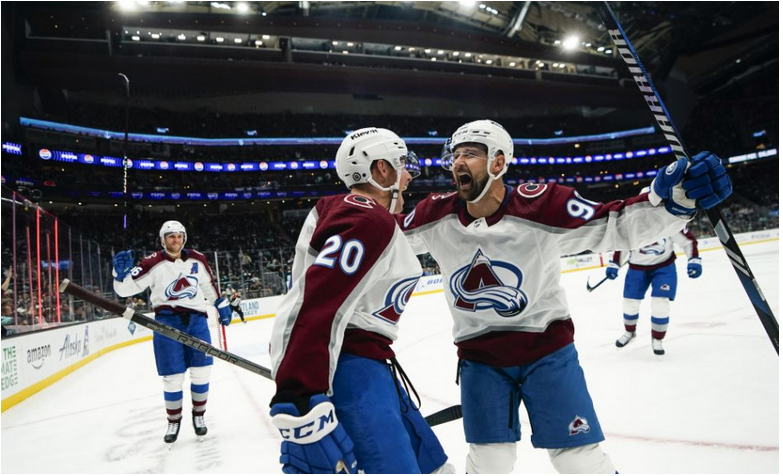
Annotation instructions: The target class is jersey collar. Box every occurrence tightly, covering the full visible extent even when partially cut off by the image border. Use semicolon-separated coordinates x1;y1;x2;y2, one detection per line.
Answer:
162;248;189;261
456;185;512;227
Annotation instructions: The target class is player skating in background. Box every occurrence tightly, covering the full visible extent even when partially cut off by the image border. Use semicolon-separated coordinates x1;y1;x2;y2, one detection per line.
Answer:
399;120;731;473
113;220;232;444
607;225;701;355
269;128;454;474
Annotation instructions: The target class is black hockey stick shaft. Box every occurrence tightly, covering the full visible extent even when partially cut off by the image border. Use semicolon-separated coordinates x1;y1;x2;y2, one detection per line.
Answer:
59;279;454;426
424;404;462;427
597;2;778;354
586;260;628;292
59;278;272;378
586;275;610;293
118;73;130;239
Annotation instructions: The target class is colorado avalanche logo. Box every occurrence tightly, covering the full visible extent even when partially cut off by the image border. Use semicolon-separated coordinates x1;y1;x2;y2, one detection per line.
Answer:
449;250;527;317
639;238;667;256
568;415;591;436
165;273;199;301
372;277;419;324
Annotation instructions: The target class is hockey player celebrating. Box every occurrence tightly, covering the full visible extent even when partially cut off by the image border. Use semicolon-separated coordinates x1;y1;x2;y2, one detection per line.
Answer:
269;128;454;474
398;119;731;473
112;220;232;443
606;225;702;355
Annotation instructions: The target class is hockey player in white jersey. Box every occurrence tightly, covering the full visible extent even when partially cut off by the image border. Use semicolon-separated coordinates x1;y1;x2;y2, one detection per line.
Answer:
113;220;232;443
607;225;702;355
269;128;454;474
398;120;732;473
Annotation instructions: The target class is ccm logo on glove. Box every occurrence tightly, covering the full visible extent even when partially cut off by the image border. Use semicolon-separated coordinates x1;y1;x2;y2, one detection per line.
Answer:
272;400;339;444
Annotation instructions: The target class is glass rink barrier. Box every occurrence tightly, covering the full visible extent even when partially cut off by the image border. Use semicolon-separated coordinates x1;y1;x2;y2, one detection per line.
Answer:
1;187;115;337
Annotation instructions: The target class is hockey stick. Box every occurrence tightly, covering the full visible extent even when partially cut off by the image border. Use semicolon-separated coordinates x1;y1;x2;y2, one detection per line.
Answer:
59;278;456;426
586;275;610;293
596;2;778;354
59;278;272;379
586;260;629;292
118;73;130;237
424;404;462;427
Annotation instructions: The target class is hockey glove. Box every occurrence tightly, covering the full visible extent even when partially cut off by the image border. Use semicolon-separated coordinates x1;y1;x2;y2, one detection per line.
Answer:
112;250;134;282
651;158;695;216
681;151;732;210
687;258;703;278
270;394;358;474
651;153;732;217
215;297;232;326
605;262;620;280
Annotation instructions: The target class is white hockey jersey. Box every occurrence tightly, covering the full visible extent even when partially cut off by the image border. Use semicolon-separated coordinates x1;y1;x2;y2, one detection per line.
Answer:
399;183;691;367
270;194;423;398
611;227;699;270
113;249;220;314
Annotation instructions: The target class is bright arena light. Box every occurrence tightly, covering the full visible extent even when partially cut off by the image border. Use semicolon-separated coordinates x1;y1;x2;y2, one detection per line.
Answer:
117;0;136;11
562;35;580;50
236;2;249;14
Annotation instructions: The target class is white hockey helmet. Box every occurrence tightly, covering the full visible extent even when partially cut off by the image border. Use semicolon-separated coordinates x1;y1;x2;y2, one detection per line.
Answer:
444;119;514;203
159;220;187;247
335;127;420;211
446;119;513;170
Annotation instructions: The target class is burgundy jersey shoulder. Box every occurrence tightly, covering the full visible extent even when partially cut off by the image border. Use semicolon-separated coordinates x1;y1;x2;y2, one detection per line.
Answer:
313;194;396;248
133;251;168;279
185;249;214;273
505;182;651;228
398;191;460;231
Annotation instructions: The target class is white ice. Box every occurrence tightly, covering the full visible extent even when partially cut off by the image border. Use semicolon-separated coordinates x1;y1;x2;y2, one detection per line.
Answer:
2;240;779;474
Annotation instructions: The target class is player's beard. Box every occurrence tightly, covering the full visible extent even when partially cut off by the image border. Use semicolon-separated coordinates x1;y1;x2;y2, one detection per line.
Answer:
164;242;183;256
456;173;489;202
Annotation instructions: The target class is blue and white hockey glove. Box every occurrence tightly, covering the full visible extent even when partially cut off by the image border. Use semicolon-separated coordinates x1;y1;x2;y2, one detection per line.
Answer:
215;297;232;326
651;152;732;216
112;250;134;282
270;394;358;474
687;258;703;278
651;158;694;216
605;262;620;280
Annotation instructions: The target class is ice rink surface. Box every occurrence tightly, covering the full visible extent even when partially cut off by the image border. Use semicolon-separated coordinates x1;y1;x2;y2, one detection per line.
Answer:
2;240;779;474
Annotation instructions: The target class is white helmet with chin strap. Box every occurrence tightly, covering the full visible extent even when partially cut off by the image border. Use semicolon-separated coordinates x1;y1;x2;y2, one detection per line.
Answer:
445;119;514;203
335;127;421;212
159;220;187;248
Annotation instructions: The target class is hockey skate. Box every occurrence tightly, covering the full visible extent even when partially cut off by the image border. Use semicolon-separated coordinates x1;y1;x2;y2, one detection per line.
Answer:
615;331;636;348
193;413;208;441
164;420;181;444
652;338;665;355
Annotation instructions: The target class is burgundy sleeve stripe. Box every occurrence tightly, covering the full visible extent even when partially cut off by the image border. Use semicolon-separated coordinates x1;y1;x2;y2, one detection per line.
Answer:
683;229;700;258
